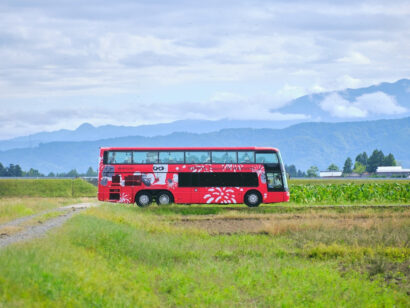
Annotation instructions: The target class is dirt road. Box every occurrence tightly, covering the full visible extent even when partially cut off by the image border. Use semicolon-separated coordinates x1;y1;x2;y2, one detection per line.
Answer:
0;203;96;249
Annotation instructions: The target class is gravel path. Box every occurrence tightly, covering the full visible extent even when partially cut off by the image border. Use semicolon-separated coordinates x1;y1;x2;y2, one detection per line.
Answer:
0;203;96;249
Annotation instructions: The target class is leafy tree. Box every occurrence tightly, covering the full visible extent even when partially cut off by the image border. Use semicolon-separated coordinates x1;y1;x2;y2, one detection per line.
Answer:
342;157;353;174
48;172;55;177
297;170;306;177
85;167;97;176
355;152;368;168
0;163;5;176
367;149;385;172
25;168;44;177
285;165;297;177
66;169;79;177
327;163;339;171
353;161;366;174
5;164;23;176
383;153;397;166
307;166;319;177
14;165;23;176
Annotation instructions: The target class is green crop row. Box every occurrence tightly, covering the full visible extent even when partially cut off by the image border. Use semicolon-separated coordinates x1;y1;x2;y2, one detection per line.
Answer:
289;182;410;204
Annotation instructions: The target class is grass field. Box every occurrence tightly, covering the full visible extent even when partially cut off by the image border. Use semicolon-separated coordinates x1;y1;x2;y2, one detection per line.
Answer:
0;202;409;307
0;197;96;224
0;179;409;306
0;179;97;198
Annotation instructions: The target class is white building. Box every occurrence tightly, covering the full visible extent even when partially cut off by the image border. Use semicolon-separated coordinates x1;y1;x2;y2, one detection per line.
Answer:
376;166;410;177
319;171;343;177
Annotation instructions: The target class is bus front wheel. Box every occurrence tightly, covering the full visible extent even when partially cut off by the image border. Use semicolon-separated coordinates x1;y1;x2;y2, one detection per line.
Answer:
244;191;262;207
136;191;152;207
156;191;173;205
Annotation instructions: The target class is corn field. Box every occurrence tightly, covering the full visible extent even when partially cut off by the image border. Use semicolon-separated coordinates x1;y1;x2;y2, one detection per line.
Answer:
290;182;410;204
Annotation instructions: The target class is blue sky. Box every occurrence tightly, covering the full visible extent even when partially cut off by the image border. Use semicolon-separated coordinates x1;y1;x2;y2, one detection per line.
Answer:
1;0;410;139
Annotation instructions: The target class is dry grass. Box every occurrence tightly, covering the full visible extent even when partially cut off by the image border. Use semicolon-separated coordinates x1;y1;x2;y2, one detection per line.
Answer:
0;225;23;237
0;197;95;224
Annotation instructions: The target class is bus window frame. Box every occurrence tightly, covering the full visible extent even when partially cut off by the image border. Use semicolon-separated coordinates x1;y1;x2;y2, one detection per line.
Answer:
158;151;186;164
237;151;255;164
211;151;238;164
103;150;279;165
255;151;279;165
104;150;134;165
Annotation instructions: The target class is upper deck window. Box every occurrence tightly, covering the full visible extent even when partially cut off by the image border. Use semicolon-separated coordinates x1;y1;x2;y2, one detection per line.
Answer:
107;151;132;164
212;151;237;163
185;151;211;164
255;152;278;164
159;151;184;163
133;151;159;164
238;151;255;163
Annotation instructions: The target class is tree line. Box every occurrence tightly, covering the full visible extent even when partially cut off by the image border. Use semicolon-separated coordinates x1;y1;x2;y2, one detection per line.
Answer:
0;163;98;177
303;149;398;177
1;149;399;178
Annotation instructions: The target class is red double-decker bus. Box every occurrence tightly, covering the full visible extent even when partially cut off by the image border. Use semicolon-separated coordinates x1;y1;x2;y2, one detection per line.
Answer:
98;147;289;207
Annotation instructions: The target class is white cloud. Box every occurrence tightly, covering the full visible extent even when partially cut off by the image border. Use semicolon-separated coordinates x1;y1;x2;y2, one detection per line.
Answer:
0;0;409;138
337;52;371;65
355;92;407;114
319;91;406;118
337;75;364;89
208;91;309;121
320;93;368;118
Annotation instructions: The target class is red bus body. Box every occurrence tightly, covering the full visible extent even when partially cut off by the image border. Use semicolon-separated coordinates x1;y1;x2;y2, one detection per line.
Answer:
98;147;290;206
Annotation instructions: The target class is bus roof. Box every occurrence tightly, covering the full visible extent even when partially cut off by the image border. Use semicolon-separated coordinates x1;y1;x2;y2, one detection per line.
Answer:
100;146;279;152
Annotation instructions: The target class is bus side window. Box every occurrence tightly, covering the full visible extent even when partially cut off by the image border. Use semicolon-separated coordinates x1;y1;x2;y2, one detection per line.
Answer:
238;151;254;163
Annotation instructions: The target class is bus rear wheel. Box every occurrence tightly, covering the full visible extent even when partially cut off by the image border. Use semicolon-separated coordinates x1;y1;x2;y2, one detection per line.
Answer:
244;191;262;207
136;191;152;207
156;191;173;205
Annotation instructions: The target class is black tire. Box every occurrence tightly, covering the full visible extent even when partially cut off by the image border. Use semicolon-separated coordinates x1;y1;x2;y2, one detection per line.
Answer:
244;191;262;207
136;191;152;207
156;191;173;205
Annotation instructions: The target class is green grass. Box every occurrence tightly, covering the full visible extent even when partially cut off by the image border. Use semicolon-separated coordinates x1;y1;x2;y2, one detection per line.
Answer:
0;197;95;224
0;203;408;307
0;179;97;198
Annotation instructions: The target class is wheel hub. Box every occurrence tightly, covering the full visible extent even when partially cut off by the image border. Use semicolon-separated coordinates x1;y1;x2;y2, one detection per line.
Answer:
248;194;258;204
139;195;149;205
159;195;170;204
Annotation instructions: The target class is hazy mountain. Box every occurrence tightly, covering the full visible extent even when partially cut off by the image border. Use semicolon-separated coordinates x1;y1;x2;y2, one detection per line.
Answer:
0;117;408;173
0;119;301;151
2;78;408;152
277;79;410;122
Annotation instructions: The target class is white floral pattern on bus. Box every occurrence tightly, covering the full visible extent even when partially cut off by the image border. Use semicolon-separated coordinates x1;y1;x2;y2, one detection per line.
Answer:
251;165;265;176
222;164;244;172
119;192;132;203
203;187;241;204
190;165;213;173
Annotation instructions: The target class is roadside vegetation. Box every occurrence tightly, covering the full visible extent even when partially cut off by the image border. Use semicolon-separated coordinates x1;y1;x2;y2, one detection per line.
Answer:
0;179;97;198
0;179;96;224
0;203;408;306
0;197;95;224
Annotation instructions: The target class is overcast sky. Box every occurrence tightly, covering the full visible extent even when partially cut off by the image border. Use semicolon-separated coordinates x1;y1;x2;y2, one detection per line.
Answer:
1;0;410;139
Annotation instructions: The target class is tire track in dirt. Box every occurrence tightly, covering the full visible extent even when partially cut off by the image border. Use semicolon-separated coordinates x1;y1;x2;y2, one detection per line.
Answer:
0;203;96;249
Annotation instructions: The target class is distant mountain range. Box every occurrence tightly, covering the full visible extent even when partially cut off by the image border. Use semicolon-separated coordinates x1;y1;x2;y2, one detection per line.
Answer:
0;117;409;173
277;78;410;122
0;119;302;151
1;78;409;151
